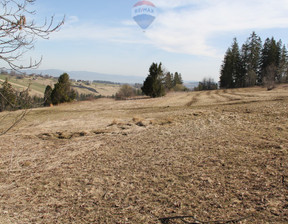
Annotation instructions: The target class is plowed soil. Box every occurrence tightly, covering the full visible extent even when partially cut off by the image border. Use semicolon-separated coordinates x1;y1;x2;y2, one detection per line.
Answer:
0;86;288;223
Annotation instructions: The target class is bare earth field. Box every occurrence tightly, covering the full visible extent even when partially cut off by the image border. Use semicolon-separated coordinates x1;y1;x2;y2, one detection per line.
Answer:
0;86;288;223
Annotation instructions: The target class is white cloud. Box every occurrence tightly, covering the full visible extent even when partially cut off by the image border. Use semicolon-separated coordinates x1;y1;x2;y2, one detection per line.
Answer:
50;1;288;58
145;0;288;56
50;19;152;45
154;0;202;9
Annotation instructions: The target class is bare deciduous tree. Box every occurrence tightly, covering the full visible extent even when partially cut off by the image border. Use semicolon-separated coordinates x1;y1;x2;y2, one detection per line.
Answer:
263;64;277;91
0;0;64;70
0;0;64;135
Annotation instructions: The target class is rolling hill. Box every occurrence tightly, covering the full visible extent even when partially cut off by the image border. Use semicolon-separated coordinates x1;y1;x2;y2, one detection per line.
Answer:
0;73;121;97
0;85;288;223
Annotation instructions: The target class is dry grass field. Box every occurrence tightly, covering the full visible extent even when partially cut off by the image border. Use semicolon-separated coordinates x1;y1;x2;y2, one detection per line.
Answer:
0;85;288;223
0;75;121;98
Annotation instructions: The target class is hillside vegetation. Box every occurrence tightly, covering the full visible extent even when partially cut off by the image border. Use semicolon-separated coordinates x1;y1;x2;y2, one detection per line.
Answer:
0;74;121;98
0;86;288;223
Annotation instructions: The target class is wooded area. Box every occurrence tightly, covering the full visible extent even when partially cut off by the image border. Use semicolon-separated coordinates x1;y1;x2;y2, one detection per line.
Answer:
220;32;288;89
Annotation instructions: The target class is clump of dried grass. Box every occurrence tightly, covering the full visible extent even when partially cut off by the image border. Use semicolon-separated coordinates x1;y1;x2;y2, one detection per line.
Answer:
132;116;146;127
132;116;143;123
149;117;173;126
158;117;173;125
108;119;124;126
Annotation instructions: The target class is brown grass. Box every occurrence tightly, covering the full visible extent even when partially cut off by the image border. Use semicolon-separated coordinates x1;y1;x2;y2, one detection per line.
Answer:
0;85;288;223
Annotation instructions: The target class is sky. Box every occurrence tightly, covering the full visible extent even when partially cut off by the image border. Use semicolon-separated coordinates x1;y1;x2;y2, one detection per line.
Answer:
4;0;288;81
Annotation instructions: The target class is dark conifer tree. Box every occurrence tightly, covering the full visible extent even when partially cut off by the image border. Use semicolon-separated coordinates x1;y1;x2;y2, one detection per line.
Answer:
220;48;233;88
0;78;16;111
220;32;287;88
164;72;174;90
259;37;281;84
278;45;288;83
220;38;242;88
241;32;262;86
51;73;76;105
142;63;165;98
44;85;53;106
173;72;183;86
231;39;244;87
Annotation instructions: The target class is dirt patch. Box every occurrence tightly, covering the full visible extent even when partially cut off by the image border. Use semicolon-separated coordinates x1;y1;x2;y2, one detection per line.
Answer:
37;131;88;140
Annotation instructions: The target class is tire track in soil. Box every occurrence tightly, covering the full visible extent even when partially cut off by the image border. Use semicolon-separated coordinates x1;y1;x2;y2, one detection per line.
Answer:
186;90;239;106
209;90;231;103
186;92;201;106
227;91;259;98
217;90;242;102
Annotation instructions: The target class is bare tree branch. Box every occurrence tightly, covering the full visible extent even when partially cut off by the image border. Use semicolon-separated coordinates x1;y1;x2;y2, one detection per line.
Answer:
0;109;28;136
0;0;65;70
0;0;64;135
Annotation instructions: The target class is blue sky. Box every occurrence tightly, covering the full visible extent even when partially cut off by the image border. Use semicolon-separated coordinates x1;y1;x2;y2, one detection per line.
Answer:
4;0;288;81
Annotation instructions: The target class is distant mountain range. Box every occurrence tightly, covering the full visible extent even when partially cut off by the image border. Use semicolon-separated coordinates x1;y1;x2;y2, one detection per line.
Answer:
25;69;145;84
24;69;199;88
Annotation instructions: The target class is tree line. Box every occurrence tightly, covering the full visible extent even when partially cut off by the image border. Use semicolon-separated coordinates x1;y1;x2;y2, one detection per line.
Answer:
44;73;76;106
0;78;43;112
141;62;185;98
194;78;218;91
115;62;186;99
0;73;98;112
220;32;288;89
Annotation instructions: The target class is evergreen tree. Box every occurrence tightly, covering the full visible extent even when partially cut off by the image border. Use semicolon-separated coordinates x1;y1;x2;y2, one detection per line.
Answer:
231;39;244;87
173;72;183;86
220;48;233;88
0;78;16;111
142;62;165;98
241;32;262;86
220;33;287;88
51;73;76;105
220;38;242;88
44;85;53;106
259;37;281;84
164;72;174;90
278;45;288;83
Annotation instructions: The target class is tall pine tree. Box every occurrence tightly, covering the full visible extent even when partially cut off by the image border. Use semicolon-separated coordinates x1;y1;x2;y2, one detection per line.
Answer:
241;32;262;86
220;32;288;88
0;78;16;111
220;38;242;88
277;44;288;83
164;72;174;90
142;63;166;98
173;72;183;86
259;37;281;84
50;73;76;105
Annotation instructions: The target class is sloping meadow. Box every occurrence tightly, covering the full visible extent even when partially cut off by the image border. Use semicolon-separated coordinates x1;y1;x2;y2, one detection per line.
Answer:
0;86;288;223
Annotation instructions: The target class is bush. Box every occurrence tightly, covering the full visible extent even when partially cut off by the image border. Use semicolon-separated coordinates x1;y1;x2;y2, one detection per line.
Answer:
173;84;187;91
75;93;101;101
115;84;136;100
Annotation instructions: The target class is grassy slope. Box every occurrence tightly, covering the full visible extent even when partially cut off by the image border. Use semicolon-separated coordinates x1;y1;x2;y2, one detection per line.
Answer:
0;74;120;97
0;86;288;223
0;74;52;96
